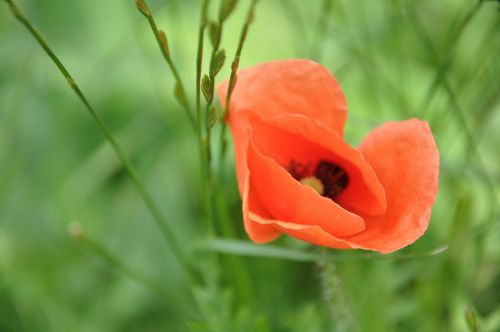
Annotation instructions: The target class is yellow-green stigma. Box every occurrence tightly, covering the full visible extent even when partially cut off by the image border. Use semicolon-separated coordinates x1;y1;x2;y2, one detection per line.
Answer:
300;176;324;195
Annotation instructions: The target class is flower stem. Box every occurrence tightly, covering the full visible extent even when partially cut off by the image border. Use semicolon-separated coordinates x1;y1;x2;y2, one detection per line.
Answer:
4;0;193;276
318;249;358;332
219;0;259;163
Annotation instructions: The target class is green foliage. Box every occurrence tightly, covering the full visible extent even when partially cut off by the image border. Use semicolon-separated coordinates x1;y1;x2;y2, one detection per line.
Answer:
208;20;220;47
465;305;480;332
211;49;226;77
202;74;211;103
0;0;499;331
207;106;218;130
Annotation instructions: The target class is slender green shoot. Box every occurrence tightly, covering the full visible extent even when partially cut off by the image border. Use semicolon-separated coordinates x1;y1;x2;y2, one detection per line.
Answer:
68;222;171;298
4;0;192;275
409;1;498;213
196;0;211;134
198;0;239;234
196;238;449;262
219;0;259;161
195;0;215;235
135;0;196;129
318;249;357;332
417;1;483;117
202;0;235;163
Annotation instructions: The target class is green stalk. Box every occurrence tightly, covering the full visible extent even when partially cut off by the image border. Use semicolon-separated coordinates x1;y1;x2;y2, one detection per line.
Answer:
318;249;357;331
219;0;258;162
69;223;170;297
409;1;498;215
204;1;225;164
195;0;215;234
200;0;235;236
136;0;196;129
196;0;259;304
213;0;260;305
4;0;192;275
417;1;483;117
196;0;211;132
213;189;255;303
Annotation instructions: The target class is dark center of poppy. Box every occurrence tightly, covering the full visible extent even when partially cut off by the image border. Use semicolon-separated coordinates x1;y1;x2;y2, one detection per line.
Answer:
288;159;349;201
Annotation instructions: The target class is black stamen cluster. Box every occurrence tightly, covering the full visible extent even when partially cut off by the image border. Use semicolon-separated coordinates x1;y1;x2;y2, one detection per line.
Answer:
315;161;349;200
288;159;349;201
288;159;311;180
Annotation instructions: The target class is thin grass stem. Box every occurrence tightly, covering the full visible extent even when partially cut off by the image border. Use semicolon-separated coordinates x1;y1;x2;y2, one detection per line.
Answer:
318;249;357;332
200;0;240;236
195;0;215;235
219;0;259;162
408;1;498;218
4;0;193;276
196;0;211;132
203;0;227;163
416;1;483;117
68;223;171;298
135;0;196;129
197;238;449;263
211;0;260;303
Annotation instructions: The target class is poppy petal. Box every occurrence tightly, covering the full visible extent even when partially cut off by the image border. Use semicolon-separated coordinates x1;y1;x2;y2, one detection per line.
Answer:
245;172;355;248
249;210;353;249
217;59;347;137
247;137;366;237
344;119;440;253
241;173;282;243
248;113;386;216
228;112;252;195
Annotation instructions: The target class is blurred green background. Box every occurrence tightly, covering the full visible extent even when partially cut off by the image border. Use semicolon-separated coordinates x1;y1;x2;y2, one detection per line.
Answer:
0;0;499;331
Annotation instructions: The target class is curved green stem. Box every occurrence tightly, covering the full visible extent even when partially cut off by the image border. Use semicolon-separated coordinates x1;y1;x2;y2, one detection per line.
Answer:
69;224;171;297
219;0;258;162
4;0;193;276
136;0;196;129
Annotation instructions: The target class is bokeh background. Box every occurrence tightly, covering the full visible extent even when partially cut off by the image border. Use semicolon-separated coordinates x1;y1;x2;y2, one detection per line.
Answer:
0;0;499;331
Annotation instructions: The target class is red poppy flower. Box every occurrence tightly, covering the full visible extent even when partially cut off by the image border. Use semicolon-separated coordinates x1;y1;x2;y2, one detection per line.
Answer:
217;59;439;253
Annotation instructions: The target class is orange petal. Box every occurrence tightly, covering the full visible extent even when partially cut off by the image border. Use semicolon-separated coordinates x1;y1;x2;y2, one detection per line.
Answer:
217;59;347;137
344;119;440;253
248;114;386;216
249;210;353;249
228;114;252;196
241;173;282;243
244;174;353;248
247;137;366;237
